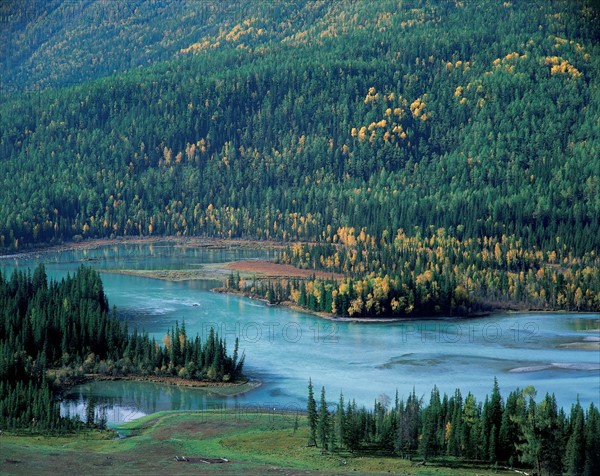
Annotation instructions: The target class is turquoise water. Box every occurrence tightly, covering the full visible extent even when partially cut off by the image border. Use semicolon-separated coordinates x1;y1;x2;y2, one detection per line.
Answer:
2;241;599;424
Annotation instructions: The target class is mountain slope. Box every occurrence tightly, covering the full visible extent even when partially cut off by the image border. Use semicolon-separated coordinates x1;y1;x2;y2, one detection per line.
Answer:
1;0;331;93
0;0;599;313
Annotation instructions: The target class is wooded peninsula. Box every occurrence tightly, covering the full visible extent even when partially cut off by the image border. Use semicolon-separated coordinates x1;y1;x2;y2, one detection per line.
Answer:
0;265;244;431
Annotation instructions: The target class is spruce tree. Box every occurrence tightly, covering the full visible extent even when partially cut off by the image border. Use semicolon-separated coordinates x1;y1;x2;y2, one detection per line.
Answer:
486;377;503;463
318;386;330;450
335;391;345;450
307;378;318;446
584;403;600;476
566;399;586;476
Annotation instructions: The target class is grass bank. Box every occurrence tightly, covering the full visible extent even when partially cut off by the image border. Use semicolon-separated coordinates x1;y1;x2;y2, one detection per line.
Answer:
0;410;524;475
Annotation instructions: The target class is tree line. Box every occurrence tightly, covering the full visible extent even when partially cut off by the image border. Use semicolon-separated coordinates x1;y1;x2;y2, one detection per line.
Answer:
306;378;600;475
0;265;244;432
225;225;600;316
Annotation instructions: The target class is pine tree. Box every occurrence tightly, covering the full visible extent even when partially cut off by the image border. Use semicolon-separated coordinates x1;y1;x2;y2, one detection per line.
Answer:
566;399;586;476
307;378;318;446
330;412;337;452
420;385;442;460
447;388;463;457
584;403;600;476
397;387;421;457
486;377;503;463
317;386;330;450
500;389;525;465
462;392;480;460
344;399;361;452
335;391;345;450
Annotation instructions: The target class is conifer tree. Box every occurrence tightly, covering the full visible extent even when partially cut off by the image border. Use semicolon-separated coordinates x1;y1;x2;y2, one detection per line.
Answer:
318;386;330;450
335;391;345;450
307;378;318;446
566;399;586;476
584;403;600;476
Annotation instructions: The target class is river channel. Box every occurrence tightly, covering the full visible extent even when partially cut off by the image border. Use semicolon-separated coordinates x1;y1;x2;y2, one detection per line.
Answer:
2;241;598;425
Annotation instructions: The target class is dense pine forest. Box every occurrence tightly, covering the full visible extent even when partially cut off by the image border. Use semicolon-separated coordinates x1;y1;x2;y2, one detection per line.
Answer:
307;379;600;475
1;0;599;317
0;265;244;431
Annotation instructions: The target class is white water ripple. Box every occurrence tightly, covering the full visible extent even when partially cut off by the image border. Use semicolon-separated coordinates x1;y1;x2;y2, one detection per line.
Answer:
510;362;600;373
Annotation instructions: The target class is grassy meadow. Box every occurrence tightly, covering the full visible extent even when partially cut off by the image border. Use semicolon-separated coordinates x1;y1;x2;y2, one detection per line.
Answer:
0;410;521;475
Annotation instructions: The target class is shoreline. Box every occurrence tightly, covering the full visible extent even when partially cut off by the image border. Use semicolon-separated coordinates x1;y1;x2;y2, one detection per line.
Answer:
212;287;600;322
102;265;237;282
212;287;340;320
0;235;289;260
56;372;260;396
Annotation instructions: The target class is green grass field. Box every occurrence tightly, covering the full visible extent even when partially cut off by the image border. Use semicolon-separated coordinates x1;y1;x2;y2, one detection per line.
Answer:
0;411;518;475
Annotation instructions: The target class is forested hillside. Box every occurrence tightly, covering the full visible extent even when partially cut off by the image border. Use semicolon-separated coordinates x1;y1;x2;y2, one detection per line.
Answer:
1;0;599;315
0;0;328;92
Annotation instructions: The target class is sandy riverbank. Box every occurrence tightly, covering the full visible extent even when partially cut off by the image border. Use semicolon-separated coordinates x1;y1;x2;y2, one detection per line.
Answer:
104;264;236;282
225;259;343;280
102;259;343;283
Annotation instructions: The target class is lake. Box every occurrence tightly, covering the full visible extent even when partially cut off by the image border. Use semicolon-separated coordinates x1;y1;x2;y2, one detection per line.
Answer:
2;241;599;425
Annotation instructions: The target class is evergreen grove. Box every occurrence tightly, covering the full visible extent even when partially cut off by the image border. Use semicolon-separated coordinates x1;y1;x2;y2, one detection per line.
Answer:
0;265;244;432
306;378;600;475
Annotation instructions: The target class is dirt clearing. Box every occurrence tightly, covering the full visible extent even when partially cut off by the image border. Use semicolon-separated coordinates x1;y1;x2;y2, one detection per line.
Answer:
225;260;342;280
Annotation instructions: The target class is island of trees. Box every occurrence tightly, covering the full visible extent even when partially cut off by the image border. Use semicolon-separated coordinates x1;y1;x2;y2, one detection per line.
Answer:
306;379;600;476
0;265;244;432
